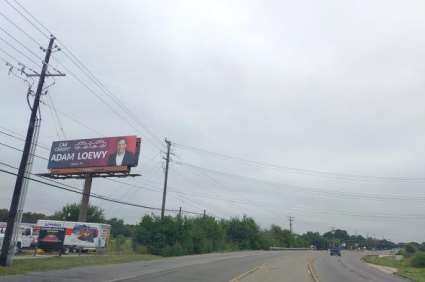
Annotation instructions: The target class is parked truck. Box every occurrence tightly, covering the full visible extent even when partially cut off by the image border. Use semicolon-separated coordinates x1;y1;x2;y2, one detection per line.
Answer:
35;220;111;253
0;222;37;251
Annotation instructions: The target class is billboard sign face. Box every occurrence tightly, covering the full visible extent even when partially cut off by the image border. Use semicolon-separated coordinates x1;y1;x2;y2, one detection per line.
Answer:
37;226;65;251
48;136;140;170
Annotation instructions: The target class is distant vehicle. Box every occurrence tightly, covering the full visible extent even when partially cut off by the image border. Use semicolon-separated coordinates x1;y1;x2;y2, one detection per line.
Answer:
0;222;37;251
330;247;342;256
36;220;111;253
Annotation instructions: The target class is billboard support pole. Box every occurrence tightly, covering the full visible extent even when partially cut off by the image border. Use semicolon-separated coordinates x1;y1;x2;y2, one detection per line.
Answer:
0;36;59;267
161;139;171;220
78;174;93;222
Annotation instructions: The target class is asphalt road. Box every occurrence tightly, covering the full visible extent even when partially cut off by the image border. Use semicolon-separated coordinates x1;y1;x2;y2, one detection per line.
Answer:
314;251;408;282
0;250;408;282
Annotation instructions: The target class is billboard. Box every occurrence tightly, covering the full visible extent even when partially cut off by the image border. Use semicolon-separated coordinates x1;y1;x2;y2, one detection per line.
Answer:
48;136;140;170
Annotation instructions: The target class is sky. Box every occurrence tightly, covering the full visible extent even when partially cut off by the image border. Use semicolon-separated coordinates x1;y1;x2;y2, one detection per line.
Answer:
1;0;425;242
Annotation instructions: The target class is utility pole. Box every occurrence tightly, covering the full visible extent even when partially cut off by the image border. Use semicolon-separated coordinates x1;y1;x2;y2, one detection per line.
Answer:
161;139;171;220
0;36;60;266
289;216;294;234
78;174;93;222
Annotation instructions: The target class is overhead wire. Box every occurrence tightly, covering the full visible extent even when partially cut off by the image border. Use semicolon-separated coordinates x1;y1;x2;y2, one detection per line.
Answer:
175;160;425;201
0;35;42;68
3;0;50;39
0;163;203;215
3;132;425;204
174;143;425;183
4;0;163;149
0;25;44;61
0;10;43;47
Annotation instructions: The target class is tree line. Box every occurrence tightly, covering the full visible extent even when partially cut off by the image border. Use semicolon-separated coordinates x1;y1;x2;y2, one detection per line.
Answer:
0;204;398;256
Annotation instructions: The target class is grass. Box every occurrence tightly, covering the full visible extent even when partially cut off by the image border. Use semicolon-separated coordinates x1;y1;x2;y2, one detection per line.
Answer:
364;255;425;282
0;253;159;276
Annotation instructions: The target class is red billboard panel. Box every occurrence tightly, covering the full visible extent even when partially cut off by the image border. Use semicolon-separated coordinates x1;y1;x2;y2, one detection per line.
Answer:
48;136;140;169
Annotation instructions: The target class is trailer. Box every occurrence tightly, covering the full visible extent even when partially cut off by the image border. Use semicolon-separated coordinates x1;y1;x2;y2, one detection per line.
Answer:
35;220;111;253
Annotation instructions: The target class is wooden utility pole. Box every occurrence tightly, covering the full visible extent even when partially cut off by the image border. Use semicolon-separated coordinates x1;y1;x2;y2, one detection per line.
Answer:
0;36;62;266
161;139;171;219
289;216;294;234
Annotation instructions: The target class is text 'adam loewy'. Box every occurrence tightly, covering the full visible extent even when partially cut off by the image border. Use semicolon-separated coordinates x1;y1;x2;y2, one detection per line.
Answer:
50;151;108;162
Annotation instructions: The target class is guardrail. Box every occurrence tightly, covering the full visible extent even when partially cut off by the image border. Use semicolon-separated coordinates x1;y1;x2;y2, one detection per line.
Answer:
269;247;314;251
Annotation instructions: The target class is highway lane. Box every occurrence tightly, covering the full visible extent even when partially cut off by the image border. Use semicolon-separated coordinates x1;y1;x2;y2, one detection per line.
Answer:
0;250;408;282
0;251;313;282
314;251;407;282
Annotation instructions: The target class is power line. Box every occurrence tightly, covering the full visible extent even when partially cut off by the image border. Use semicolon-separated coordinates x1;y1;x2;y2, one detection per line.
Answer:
175;143;425;182
2;0;50;39
0;35;42;68
46;92;66;139
0;126;50;150
0;10;43;47
175;160;425;201
3;0;163;149
0;129;50;151
0;141;48;161
1;146;422;221
39;102;105;136
4;128;422;223
50;57;162;150
0;166;203;215
0;25;44;61
3;134;425;204
59;51;163;145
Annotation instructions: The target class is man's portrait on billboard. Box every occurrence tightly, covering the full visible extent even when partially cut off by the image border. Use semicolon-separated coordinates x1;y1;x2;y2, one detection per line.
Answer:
107;138;136;166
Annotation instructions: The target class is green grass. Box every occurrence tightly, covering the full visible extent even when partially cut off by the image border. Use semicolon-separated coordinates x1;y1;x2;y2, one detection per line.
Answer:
364;255;425;282
0;254;159;276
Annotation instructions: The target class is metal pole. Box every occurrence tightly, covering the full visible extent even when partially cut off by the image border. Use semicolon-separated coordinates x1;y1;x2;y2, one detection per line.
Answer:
161;139;171;220
78;174;93;222
0;36;56;266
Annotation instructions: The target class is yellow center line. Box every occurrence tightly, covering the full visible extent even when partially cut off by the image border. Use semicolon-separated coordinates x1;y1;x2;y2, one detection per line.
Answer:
228;263;265;282
307;257;320;282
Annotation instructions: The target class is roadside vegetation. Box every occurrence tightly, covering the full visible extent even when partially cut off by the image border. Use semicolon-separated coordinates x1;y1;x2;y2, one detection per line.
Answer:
0;203;400;275
0;254;158;276
1;203;397;256
364;243;425;282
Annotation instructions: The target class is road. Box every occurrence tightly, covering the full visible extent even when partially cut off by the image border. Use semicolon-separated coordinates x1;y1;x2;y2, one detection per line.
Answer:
314;251;408;282
0;250;408;282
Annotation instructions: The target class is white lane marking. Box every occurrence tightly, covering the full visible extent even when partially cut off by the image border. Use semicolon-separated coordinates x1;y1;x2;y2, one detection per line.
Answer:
104;275;139;282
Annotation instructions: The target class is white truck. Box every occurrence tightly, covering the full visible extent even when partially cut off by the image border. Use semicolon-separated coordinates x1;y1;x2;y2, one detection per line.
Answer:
0;222;37;251
35;220;111;253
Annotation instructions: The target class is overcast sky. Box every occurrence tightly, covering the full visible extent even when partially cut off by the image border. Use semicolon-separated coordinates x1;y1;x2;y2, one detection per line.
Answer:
1;0;425;242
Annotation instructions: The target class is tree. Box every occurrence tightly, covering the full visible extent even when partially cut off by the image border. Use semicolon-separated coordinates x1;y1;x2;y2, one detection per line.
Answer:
301;232;328;250
22;212;47;223
223;216;261;250
0;209;47;223
0;209;8;222
106;218;133;237
51;203;105;223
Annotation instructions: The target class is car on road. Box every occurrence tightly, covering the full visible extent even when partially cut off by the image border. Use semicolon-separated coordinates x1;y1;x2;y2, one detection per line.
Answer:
330;247;342;256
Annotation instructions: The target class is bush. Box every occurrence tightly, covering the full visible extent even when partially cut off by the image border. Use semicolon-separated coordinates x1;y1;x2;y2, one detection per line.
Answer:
411;252;425;268
133;243;148;254
405;244;417;257
109;235;133;254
